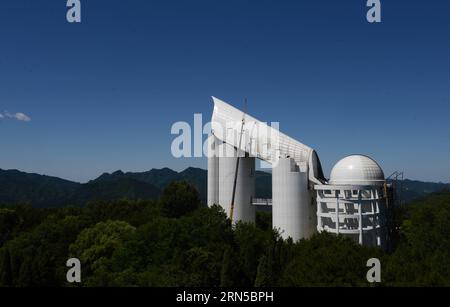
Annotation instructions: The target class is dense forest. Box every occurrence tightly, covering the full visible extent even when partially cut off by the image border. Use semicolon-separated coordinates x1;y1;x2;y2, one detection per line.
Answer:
0;181;449;287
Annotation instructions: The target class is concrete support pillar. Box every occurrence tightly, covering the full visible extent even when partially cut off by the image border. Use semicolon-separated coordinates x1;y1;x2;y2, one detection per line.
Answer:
207;134;219;207
272;157;315;241
217;143;255;223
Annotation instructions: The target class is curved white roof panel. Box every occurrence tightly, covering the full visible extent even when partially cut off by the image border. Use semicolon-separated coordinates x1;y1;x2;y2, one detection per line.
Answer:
330;155;385;186
211;97;325;183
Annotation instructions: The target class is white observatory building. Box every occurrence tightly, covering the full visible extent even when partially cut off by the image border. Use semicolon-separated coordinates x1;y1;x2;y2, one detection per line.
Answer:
207;97;390;248
315;155;388;248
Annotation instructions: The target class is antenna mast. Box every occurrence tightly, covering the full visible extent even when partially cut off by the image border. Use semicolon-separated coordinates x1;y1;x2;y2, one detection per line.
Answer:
229;98;247;222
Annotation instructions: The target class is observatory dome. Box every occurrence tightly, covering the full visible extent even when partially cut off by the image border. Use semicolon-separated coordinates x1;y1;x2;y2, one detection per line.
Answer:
329;155;385;186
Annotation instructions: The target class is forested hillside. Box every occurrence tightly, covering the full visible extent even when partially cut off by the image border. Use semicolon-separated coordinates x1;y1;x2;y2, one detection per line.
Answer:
1;168;449;207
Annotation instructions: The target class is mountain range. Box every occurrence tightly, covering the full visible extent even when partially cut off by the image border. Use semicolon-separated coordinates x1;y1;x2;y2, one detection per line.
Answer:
0;168;449;207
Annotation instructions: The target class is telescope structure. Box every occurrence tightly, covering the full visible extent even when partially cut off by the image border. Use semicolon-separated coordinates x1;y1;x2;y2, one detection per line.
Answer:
207;97;390;248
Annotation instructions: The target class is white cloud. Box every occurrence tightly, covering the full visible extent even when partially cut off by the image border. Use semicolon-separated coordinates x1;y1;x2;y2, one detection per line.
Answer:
13;112;31;122
0;111;31;122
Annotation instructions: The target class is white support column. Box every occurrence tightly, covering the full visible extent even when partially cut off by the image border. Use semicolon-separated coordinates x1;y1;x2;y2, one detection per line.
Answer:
358;190;363;245
370;188;378;246
217;143;255;224
272;157;312;241
207;134;219;207
317;192;323;232
335;190;340;234
375;188;380;246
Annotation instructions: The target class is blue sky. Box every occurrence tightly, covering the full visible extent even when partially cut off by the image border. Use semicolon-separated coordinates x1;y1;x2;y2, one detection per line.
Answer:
0;0;449;183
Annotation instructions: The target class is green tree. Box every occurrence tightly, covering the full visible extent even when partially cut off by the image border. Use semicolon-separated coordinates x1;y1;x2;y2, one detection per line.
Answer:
255;211;272;231
1;214;87;287
384;190;450;286
83;200;159;227
255;239;277;287
0;208;20;247
69;220;136;280
281;232;383;287
160;181;200;218
220;247;234;287
180;247;217;286
234;222;269;286
254;255;269;287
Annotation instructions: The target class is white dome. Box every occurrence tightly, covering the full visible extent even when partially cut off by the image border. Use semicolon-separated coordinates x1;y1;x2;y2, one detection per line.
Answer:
330;155;385;186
